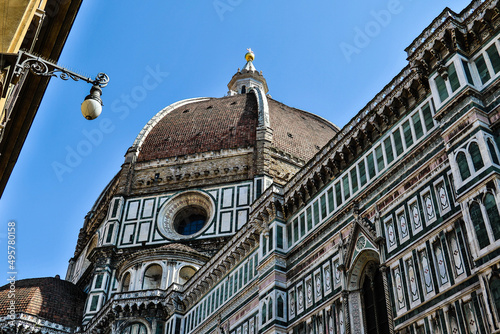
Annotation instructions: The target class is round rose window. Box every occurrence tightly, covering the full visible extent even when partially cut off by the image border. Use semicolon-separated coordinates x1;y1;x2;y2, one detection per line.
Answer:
173;205;207;235
157;191;215;240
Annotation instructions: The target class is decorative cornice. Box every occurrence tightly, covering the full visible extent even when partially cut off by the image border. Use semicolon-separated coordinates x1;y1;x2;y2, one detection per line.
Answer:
114;244;209;274
0;314;74;334
406;0;499;60
133;147;254;171
251;184;285;224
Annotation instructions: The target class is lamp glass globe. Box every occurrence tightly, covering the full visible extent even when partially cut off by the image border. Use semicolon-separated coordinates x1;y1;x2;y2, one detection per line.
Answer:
81;98;102;120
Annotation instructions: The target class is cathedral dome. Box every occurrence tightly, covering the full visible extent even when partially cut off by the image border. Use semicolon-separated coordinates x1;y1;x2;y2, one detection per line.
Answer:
130;49;338;167
134;92;337;163
136;94;258;162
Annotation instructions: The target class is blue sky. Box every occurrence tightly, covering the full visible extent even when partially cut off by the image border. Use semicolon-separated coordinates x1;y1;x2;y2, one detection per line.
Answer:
1;0;473;281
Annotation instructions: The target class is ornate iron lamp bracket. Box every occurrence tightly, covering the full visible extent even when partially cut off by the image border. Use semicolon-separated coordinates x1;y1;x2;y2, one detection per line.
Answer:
14;50;109;87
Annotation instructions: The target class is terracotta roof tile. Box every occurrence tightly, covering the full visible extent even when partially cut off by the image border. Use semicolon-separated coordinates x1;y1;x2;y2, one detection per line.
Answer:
268;98;337;161
0;277;86;329
138;94;258;162
137;93;337;164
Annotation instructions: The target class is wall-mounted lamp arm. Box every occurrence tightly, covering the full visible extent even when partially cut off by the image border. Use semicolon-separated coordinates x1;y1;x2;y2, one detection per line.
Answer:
14;50;109;87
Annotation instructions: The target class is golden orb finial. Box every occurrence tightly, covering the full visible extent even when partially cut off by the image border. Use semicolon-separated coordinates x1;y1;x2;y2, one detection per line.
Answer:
245;48;255;62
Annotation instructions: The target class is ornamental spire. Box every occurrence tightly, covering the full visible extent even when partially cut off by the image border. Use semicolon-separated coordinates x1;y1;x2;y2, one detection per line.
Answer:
227;48;268;95
245;48;255;62
242;48;256;72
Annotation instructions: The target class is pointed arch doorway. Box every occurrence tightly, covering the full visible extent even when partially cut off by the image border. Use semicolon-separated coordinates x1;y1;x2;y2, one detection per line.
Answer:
346;250;391;334
361;261;390;334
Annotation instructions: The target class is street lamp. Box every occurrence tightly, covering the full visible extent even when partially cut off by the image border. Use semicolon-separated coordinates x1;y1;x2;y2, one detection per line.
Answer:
10;51;109;120
81;85;103;120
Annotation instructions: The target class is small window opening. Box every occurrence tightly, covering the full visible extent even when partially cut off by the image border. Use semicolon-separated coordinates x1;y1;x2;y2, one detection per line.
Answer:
173;206;207;236
121;273;131;292
143;264;162;289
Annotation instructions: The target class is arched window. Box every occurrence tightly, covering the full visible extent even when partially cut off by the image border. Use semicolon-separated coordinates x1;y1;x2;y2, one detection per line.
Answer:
268;298;273;321
484;193;500;240
469;142;484;171
277;295;284;318
122;272;131;292
456;152;471;181
241;85;246;94
488;139;500;165
143;264;162;290
262;302;267;324
469;202;490;249
490;276;500;319
122;323;147;334
178;266;197;285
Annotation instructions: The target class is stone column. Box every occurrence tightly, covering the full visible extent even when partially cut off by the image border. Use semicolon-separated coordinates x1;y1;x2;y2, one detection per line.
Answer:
348;290;364;334
379;265;395;334
342;291;350;334
167;260;177;286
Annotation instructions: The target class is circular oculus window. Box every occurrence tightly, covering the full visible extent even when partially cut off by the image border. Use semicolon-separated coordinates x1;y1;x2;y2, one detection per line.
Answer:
157;191;215;240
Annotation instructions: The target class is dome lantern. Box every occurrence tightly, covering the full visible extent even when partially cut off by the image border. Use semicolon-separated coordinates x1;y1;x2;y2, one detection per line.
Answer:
227;48;268;95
